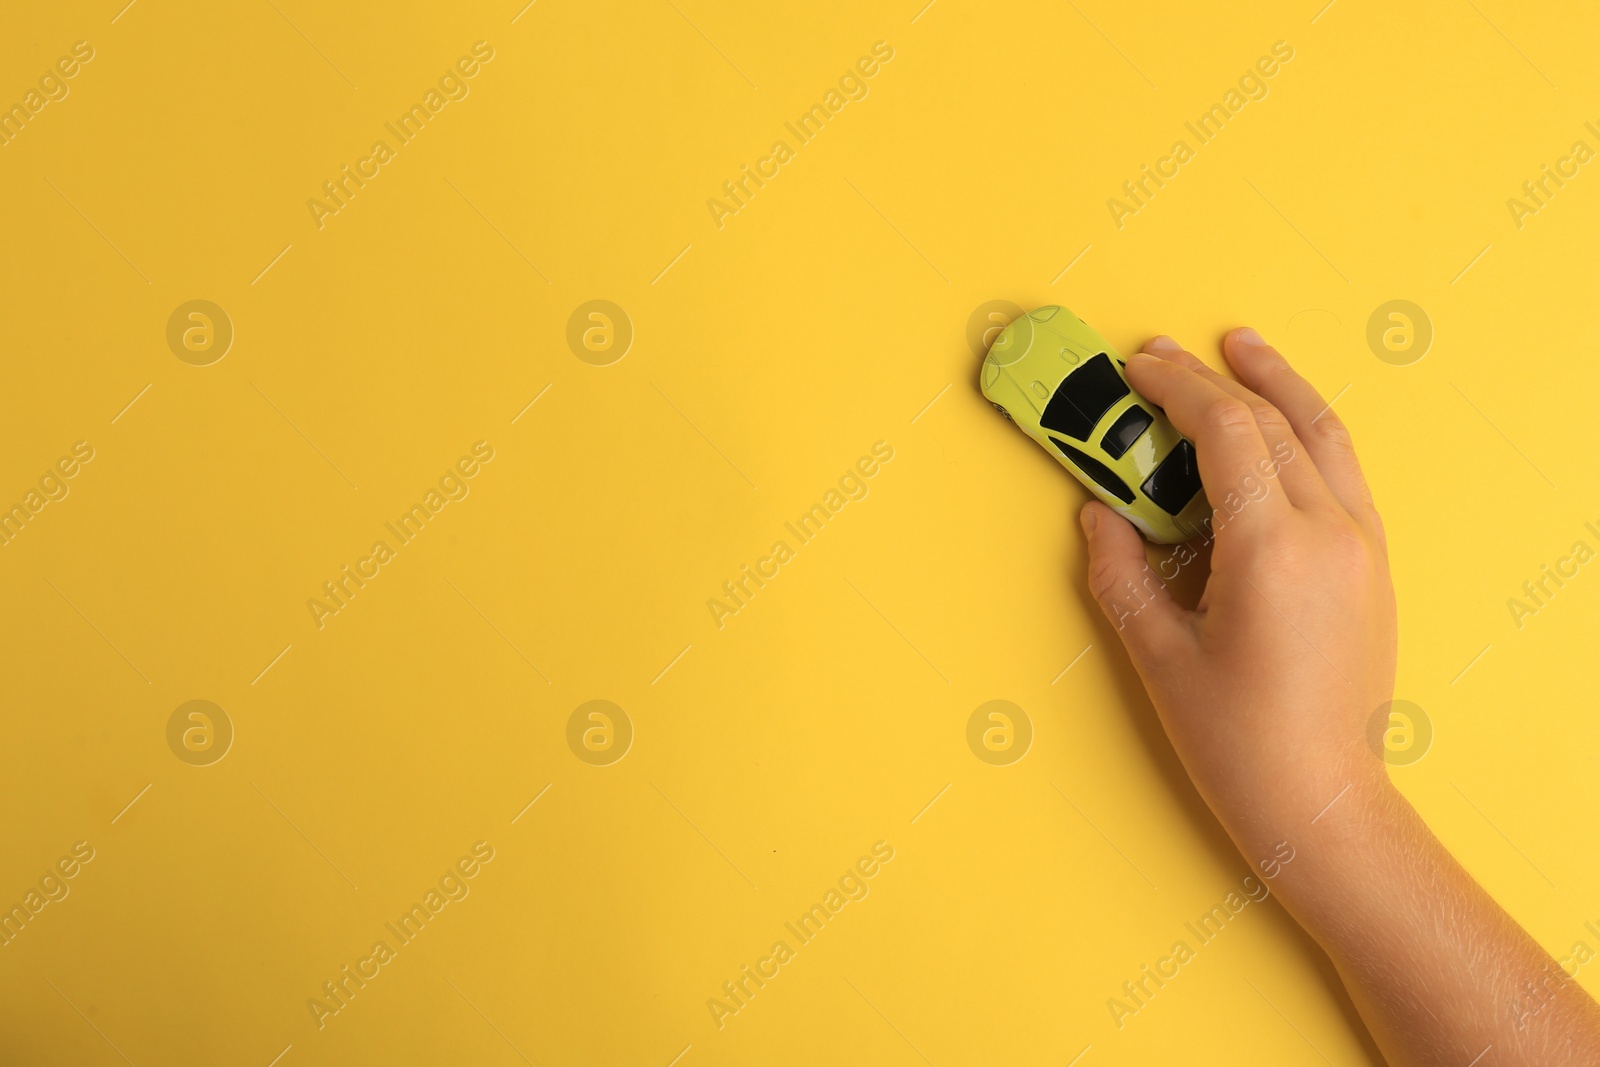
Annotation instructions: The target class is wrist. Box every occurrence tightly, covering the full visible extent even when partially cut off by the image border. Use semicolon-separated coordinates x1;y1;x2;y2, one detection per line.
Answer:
1200;740;1396;862
1226;767;1424;944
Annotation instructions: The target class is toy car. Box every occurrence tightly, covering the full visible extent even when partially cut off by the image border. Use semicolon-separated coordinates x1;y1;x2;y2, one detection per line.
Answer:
980;305;1209;544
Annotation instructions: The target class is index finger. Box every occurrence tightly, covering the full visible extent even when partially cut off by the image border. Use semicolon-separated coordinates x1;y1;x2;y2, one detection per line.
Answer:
1124;352;1289;528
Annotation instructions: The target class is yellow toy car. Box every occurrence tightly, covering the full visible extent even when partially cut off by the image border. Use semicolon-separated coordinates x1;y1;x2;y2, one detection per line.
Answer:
980;306;1209;544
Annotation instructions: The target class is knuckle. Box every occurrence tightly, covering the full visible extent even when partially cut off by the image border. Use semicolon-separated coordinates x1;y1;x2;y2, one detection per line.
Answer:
1206;397;1256;435
1311;411;1355;451
1367;507;1389;552
1086;558;1124;602
1326;522;1373;572
1256;348;1293;375
1248;402;1291;437
1087;559;1165;618
1353;495;1387;550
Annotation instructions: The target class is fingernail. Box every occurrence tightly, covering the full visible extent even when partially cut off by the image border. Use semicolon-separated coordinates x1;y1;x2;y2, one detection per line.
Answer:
1145;335;1182;353
1127;351;1160;365
1080;506;1098;535
1234;327;1265;347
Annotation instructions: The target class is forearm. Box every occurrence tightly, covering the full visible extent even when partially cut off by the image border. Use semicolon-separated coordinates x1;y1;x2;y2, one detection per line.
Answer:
1223;769;1600;1066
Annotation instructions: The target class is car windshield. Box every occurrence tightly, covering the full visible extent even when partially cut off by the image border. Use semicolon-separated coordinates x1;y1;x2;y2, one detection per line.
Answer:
1039;354;1129;440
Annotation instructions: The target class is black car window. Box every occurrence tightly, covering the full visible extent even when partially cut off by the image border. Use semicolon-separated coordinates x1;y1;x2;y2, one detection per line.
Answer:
1101;405;1153;459
1040;354;1129;440
1051;437;1135;504
1141;439;1203;515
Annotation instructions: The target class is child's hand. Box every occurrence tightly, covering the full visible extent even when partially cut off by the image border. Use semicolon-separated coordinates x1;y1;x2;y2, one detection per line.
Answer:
1080;328;1395;846
1078;328;1600;1066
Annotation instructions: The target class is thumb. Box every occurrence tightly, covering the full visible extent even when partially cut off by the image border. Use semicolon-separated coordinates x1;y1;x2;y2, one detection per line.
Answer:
1079;502;1185;661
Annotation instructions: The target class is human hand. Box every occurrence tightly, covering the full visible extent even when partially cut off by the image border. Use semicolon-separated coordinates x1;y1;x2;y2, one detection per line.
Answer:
1079;328;1397;850
1077;328;1600;1065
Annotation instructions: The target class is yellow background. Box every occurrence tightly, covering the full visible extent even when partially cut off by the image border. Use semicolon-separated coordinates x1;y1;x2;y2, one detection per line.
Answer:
3;0;1599;1063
